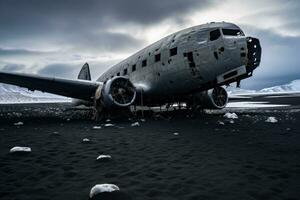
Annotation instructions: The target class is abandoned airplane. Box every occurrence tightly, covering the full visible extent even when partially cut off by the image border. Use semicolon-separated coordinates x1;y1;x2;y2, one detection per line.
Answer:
0;22;261;114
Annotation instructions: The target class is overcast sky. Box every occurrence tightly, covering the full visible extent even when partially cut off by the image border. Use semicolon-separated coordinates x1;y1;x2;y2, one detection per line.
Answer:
0;0;299;89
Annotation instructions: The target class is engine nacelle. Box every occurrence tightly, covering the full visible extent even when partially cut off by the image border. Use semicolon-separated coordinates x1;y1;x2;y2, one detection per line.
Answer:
193;86;228;109
96;76;136;107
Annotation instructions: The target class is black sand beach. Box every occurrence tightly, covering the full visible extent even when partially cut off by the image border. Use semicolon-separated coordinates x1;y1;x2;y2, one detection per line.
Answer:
0;94;300;200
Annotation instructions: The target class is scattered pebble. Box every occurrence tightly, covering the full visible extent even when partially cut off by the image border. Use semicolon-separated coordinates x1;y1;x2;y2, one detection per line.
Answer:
224;112;238;119
92;126;102;130
106;119;111;122
229;120;235;124
96;155;112;160
173;132;179;136
286;128;291;131
131;122;140;127
140;119;146;122
104;123;114;127
83;138;90;142
89;184;120;198
218;121;225;125
10;146;31;153
13;122;24;126
265;117;278;123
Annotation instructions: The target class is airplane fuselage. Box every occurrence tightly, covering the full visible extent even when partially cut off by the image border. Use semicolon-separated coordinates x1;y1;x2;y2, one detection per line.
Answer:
97;22;261;105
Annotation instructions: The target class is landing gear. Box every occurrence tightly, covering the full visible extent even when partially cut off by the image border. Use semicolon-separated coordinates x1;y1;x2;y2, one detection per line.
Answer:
92;106;103;121
236;80;241;88
186;97;202;117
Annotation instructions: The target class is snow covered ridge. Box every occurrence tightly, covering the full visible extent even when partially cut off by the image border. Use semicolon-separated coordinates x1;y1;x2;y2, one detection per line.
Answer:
0;83;71;103
260;80;300;93
227;79;300;95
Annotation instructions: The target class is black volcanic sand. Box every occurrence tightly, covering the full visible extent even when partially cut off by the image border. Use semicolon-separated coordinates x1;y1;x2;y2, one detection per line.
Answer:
0;96;300;200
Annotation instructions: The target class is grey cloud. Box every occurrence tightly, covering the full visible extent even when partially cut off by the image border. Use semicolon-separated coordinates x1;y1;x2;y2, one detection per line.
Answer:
0;48;47;57
1;63;26;72
239;1;300;35
0;0;213;25
0;0;213;45
37;60;120;80
64;31;145;54
38;63;81;79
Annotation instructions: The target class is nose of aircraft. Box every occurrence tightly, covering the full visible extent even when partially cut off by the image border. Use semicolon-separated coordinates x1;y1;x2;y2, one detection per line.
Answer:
246;37;262;72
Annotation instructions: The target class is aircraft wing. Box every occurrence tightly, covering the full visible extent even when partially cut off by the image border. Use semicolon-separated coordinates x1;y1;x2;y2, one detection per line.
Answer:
0;71;100;101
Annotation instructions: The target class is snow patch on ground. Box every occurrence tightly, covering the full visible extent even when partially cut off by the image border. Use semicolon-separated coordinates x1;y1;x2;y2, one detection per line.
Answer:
0;83;71;104
227;101;290;108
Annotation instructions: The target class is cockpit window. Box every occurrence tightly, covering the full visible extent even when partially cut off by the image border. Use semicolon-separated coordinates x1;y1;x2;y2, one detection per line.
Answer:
222;29;244;36
210;29;221;41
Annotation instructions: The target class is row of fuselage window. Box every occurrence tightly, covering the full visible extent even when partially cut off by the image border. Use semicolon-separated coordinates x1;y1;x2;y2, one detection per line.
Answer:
107;47;178;79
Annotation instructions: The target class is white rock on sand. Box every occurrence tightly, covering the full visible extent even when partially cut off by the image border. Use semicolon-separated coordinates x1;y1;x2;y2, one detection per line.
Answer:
131;122;140;127
265;117;278;123
10;146;31;153
96;155;112;160
173;132;179;136
89;184;120;198
82;138;90;142
13;122;24;126
104;123;114;127
218;121;225;125
92;126;102;130
224;112;238;119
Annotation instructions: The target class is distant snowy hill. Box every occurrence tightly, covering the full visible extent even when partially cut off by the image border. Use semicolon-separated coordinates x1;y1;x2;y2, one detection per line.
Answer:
259;79;300;93
228;79;300;95
226;87;256;95
0;83;70;104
